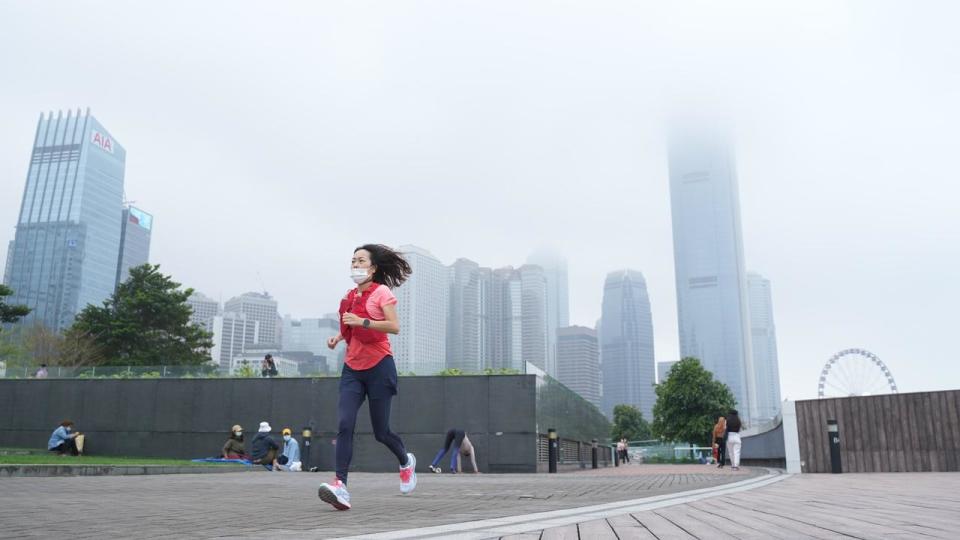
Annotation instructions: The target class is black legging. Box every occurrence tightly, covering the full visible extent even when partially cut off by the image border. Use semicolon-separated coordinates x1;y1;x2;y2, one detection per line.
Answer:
716;436;727;465
335;356;407;484
431;429;465;469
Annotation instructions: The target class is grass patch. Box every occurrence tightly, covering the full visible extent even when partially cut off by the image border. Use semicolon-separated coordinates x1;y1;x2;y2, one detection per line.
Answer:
0;454;243;467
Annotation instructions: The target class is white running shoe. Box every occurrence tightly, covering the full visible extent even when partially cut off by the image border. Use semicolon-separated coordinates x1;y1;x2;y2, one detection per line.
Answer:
399;453;417;494
429;464;442;473
318;479;351;510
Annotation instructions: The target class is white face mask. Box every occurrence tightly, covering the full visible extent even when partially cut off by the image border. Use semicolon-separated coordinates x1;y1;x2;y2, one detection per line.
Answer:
234;431;242;437
283;435;291;442
350;267;371;284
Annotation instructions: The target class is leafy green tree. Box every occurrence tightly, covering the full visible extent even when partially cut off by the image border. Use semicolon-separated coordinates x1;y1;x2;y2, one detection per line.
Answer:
611;404;652;442
652;357;736;446
0;284;30;325
68;264;213;366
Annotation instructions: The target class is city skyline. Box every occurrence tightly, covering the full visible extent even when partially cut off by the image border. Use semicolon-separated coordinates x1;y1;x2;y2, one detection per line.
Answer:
2;2;957;400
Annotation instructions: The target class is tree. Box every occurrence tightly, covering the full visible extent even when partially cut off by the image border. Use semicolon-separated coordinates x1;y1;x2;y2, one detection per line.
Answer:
0;284;30;325
652;357;736;446
611;404;652;442
68;264;214;366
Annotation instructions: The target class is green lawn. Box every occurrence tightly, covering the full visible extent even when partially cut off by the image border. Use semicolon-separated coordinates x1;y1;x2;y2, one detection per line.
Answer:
0;453;244;467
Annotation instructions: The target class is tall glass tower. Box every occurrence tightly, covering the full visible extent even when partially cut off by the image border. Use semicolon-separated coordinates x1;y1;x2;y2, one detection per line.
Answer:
667;125;757;421
115;206;153;288
747;272;782;423
6;109;126;332
600;269;656;420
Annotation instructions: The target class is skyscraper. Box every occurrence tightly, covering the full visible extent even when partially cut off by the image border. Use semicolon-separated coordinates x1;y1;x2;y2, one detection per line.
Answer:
600;270;656;420
224;292;280;347
667;125;757;421
210;312;260;369
282;315;343;371
6;110;125;331
488;267;523;372
557;325;601;409
747;272;782;423
446;258;487;373
519;264;549;373
390;245;448;375
657;360;678;383
3;241;13;285
114;206;153;288
187;291;220;334
527;249;570;377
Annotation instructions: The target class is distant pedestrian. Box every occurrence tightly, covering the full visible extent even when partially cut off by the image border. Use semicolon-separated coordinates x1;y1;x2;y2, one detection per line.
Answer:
48;420;83;456
250;421;280;470
725;410;743;470
713;416;727;468
35;364;48;378
317;244;417;511
221;424;248;459
261;354;279;377
621;438;630;463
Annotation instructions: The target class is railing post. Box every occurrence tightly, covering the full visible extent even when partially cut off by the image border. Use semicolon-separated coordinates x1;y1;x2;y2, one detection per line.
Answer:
591;439;598;469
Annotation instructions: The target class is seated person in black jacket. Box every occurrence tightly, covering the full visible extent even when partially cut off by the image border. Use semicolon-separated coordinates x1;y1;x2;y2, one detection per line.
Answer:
251;421;280;470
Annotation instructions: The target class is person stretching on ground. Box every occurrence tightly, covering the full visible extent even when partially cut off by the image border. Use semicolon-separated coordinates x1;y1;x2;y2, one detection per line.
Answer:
317;244;418;511
428;429;479;473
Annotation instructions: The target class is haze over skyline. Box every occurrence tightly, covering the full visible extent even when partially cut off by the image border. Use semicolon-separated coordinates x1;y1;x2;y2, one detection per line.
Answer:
2;1;958;401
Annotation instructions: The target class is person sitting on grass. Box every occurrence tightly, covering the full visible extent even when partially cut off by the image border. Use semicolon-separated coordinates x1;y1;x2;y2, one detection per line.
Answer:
48;420;83;456
222;424;248;460
250;421;280;470
276;427;302;471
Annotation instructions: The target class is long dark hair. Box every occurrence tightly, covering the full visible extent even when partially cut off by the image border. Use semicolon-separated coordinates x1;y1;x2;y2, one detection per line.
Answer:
726;410;742;432
355;244;412;288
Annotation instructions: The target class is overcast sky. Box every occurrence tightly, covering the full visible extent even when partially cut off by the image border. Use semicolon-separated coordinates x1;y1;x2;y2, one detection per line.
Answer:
2;0;958;400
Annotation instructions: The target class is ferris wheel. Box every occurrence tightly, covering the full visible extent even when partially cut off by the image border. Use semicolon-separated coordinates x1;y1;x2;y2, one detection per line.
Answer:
818;348;898;398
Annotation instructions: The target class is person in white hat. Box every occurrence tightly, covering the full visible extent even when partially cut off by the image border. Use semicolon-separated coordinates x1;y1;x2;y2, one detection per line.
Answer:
250;421;280;470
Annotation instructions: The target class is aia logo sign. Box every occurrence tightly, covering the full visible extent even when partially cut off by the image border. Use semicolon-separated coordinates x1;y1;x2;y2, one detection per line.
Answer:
90;130;114;154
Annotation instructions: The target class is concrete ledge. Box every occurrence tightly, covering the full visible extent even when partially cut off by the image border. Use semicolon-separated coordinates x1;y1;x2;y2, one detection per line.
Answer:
0;464;251;477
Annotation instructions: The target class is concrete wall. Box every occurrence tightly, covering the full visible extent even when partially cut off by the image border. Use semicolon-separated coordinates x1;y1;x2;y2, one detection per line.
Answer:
0;375;541;473
740;419;786;468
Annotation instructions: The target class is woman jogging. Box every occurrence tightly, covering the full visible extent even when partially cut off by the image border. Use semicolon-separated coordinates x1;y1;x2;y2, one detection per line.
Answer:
317;244;417;511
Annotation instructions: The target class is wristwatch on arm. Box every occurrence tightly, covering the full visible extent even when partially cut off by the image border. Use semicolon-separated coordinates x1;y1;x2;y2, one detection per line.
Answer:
362;318;370;328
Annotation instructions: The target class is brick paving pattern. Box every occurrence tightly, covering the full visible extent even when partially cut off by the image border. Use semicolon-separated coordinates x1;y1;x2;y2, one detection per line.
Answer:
0;464;754;538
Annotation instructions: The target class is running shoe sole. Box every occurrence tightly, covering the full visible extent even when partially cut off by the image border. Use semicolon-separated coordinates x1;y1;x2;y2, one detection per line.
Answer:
318;485;351;510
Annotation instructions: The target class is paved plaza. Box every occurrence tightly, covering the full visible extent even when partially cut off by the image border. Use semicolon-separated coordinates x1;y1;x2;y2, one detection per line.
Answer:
0;464;957;539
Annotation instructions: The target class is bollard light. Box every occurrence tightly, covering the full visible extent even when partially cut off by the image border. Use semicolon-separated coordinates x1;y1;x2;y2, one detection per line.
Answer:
827;419;841;474
548;429;558;473
301;426;313;472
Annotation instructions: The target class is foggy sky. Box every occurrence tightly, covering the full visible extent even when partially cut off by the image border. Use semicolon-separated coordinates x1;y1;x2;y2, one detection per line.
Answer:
2;0;958;401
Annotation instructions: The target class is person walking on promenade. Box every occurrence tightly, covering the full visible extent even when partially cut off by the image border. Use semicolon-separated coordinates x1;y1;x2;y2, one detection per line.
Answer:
713;415;727;468
725;409;743;470
317;244;417;511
